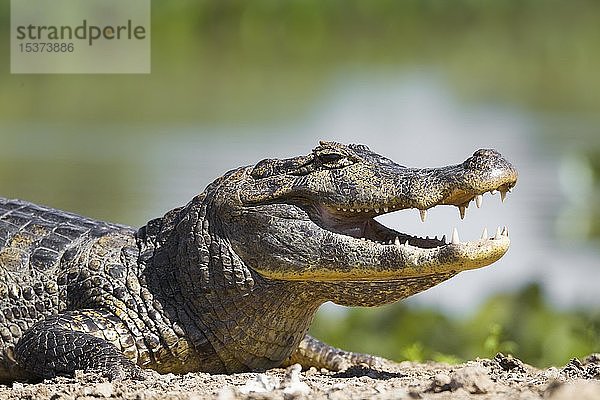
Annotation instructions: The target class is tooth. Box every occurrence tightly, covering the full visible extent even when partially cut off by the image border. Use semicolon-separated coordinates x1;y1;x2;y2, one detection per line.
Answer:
364;209;369;212
419;209;427;223
495;226;502;239
490;190;497;195
500;191;507;203
459;206;466;220
349;208;354;212
481;227;488;239
337;207;341;211
451;228;460;244
475;194;483;208
360;238;365;241
502;226;509;237
342;208;347;212
356;208;362;212
394;236;400;246
405;240;410;246
383;206;389;213
374;208;380;213
441;235;446;243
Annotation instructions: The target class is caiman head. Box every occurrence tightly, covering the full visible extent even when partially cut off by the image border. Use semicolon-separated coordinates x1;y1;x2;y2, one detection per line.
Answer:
211;141;517;305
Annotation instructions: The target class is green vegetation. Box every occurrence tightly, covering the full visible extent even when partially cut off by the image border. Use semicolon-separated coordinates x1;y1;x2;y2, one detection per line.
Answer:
1;0;599;124
311;283;600;368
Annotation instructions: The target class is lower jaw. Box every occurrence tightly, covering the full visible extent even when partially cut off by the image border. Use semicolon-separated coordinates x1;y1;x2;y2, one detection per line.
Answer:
299;273;459;306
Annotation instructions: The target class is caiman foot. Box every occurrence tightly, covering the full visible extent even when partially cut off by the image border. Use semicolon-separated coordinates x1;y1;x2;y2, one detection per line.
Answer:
15;310;145;381
284;335;394;372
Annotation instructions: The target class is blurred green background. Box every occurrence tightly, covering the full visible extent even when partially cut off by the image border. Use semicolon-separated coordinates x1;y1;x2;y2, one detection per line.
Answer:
2;1;600;367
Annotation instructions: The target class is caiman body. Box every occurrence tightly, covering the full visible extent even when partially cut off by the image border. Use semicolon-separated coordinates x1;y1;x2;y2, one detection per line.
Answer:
0;142;517;382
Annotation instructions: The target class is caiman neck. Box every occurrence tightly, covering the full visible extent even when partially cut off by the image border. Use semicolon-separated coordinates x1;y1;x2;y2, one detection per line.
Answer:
137;194;323;372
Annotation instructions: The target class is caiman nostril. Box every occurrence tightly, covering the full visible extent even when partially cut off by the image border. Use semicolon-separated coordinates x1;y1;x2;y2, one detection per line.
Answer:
473;149;501;158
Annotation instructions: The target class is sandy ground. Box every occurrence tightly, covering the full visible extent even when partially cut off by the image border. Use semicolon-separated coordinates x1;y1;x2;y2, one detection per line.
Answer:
2;353;600;400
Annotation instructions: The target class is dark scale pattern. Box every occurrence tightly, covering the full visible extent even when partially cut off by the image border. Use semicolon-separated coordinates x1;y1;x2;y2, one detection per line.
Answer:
0;142;517;382
14;310;143;380
0;198;134;381
138;199;322;374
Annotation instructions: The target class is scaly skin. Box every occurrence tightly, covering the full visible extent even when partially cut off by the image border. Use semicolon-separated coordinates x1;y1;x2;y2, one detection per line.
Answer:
0;142;517;382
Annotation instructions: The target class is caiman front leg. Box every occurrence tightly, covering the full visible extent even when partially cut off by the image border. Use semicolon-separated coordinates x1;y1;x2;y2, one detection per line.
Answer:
285;335;392;371
15;309;144;380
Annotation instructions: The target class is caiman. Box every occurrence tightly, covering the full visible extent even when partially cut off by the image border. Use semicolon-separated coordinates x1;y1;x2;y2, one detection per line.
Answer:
0;141;517;382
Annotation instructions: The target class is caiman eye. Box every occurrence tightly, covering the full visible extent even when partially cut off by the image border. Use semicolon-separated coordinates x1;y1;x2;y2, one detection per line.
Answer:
319;153;344;164
313;143;354;168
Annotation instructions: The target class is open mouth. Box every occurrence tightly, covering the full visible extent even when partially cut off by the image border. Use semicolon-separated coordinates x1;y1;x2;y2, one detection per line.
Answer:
316;182;515;251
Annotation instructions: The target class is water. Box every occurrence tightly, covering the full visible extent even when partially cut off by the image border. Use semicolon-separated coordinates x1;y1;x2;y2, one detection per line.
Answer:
1;73;598;313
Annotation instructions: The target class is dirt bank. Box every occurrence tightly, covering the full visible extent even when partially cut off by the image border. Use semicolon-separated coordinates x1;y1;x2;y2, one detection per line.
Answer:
2;353;600;400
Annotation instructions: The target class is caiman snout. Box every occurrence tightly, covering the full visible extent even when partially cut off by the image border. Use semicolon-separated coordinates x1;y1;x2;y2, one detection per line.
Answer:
227;142;518;284
458;148;518;203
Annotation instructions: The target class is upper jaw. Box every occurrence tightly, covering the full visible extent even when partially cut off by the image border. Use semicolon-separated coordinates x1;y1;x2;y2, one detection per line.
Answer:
314;148;518;250
323;147;518;221
324;172;517;222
